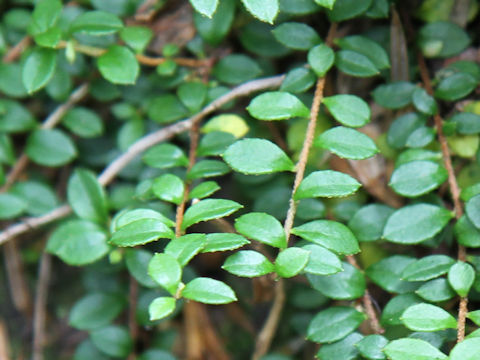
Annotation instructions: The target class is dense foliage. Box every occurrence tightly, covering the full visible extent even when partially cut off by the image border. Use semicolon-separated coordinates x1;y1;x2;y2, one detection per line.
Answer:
1;0;480;359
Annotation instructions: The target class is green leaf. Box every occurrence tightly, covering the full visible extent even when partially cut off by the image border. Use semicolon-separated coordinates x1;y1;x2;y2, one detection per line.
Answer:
234;212;286;249
401;255;454;281
194;0;235;45
419;21;470;58
413;87;437;115
455;215;480;248
11;180;59;216
164;234;206;266
280;67;316;93
301;243;343;275
98;45;139;85
67;169;108;224
467;310;480;326
335;50;379;77
0;134;15;165
389;161;448;197
70;11;123;36
213;54;262;85
152;174;185;205
148;253;182;295
381;294;422;326
387;113;426;149
405;126;435;148
466;194;480;228
435;73;478;101
401;303;457;331
0;193;26;219
177;81;208;113
63;107;104;138
366;256;420;294
125;249;157;288
317;333;363;360
147;94;188;124
148;297;176;321
223;139;294;174
47;220;109;266
450;112;480;135
383;338;447;360
275;247;309;278
336;35;390;70
294;170;361;200
29;0;62;35
448;261;475;297
450;338;480;360
90;326;132;358
307;44;335;77
114;208;175;230
323;94;370;128
272;22;320;50
314;0;336;9
241;0;279;24
292;219;360;254
202;115;249;138
315;126;378;159
327;0;372;21
373;82;416;109
348;204;394;242
22;47;57;93
307;262;366;299
383;204;453;244
143;143;189;169
356;334;388;360
189;181;221;200
223;250;275;277
181;199;242;230
247;91;309;120
26;129;76;166
197;132;236;157
187;160;230;180
0;100;36;133
110;219;174;247
416;278;456;302
202;233;250;253
307;307;366;343
190;0;219;17
120;26;153;53
69;293;125;330
181;277;237;304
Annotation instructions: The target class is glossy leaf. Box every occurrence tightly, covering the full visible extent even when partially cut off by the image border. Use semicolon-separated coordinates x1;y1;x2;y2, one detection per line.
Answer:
70;11;123;36
110;219;174;247
383;204;453;244
189;181;221;200
292;219;360;254
222;250;275;277
22;48;57;93
383;338;447;360
336;35;389;70
272;22;320;50
419;21;470;58
323;94;370;127
247;91;309;120
372;82;416;109
69;293;125;330
181;277;237;304
294;170;361;200
415;278;456;302
152;174;185;205
275;247;310;278
401;255;454;281
301;243;343;275
390;161;448;197
450;338;480;360
148;253;182;295
335;50;379;77
98;45;139;85
143;144;189;169
202;233;250;253
448;261;475;297
401;303;456;331
181;199;242;230
164;234;206;266
307;307;366;343
148;297;176;321
316;126;378;159
90;326;132;358
234;212;286;248
327;0;372;21
223;139;294;174
308;44;335;77
366;256;420;294
348;204;394;242
466;194;480;228
356;335;388;360
435;72;478;101
241;0;279;24
190;0;219;17
0;193;26;219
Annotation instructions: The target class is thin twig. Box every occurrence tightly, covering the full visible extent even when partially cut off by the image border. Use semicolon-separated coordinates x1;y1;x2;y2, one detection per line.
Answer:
0;84;90;192
127;277;139;360
56;41;210;68
0;319;12;360
2;36;31;63
347;256;384;334
0;75;285;246
32;252;52;360
417;53;467;342
252;24;337;360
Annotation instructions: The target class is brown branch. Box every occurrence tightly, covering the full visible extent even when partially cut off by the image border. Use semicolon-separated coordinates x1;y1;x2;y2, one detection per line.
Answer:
127;277;139;360
0;75;285;246
0;83;90;193
252;24;337;360
56;41;210;68
0;319;11;360
32;252;52;360
2;36;31;63
346;256;384;335
417;53;467;342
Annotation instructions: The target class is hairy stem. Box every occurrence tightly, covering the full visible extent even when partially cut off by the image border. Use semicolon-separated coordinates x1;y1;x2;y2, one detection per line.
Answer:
417;53;467;342
0;76;284;246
